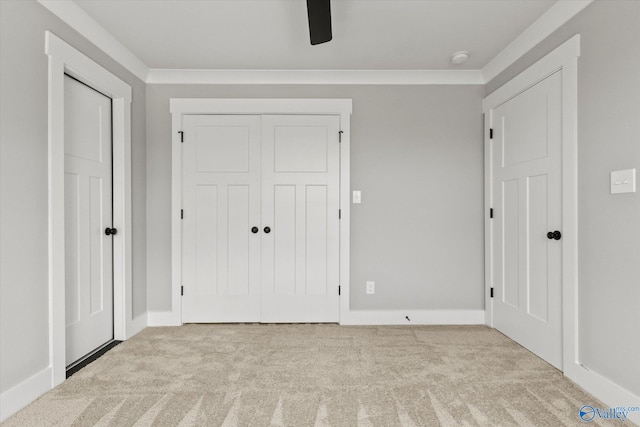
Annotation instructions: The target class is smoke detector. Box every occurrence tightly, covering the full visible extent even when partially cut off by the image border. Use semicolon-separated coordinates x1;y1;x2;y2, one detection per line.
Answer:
450;51;470;65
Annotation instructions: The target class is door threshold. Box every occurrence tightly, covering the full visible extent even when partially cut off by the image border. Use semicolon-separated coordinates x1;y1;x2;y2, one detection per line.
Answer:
66;340;122;378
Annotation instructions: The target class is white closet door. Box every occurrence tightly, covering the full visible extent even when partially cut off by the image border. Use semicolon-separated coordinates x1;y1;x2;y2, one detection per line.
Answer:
491;71;563;369
181;115;262;322
64;75;113;365
260;115;340;322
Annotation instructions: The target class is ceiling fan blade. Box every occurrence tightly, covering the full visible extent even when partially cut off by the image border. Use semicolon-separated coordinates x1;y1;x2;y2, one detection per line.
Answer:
306;0;332;45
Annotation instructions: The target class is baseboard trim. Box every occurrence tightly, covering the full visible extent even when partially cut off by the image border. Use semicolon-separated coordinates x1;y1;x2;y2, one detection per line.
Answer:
147;310;181;327
0;366;52;422
147;309;484;326
566;363;640;425
340;309;485;325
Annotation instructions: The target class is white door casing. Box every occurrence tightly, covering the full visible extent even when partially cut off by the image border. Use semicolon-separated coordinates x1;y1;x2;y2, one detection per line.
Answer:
46;31;134;387
167;99;352;327
181;115;262;322
484;35;579;378
491;71;563;369
260;115;340;322
181;114;340;323
63;75;114;365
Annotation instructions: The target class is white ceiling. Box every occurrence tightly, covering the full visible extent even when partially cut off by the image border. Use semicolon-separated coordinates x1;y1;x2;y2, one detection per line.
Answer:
73;0;556;71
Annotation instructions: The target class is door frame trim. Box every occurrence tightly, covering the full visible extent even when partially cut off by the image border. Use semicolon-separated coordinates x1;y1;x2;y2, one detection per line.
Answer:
483;35;580;373
45;31;136;387
167;99;352;325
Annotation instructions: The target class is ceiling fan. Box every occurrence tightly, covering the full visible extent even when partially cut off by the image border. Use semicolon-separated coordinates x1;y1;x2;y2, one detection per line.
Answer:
306;0;332;45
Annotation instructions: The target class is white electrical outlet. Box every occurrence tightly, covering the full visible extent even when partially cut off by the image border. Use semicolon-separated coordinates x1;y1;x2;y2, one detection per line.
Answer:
366;281;375;294
353;191;361;204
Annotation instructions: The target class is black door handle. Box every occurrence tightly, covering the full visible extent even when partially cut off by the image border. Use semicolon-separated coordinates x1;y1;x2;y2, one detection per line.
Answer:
251;226;259;234
547;230;561;240
264;226;271;234
105;227;117;236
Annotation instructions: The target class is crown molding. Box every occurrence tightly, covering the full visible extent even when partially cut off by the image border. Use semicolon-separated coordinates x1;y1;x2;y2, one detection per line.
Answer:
147;69;485;85
38;0;594;86
482;0;593;83
37;0;149;82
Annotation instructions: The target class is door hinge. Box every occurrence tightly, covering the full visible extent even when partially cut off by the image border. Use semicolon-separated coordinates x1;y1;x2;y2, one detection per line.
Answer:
178;131;184;143
339;209;341;219
181;209;184;219
490;287;494;298
338;285;341;296
338;130;343;143
489;128;493;139
181;286;184;296
490;208;493;219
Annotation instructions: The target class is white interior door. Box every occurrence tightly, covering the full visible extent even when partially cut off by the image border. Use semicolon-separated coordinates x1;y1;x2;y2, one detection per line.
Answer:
181;115;262;322
64;75;113;365
491;71;563;369
181;114;340;323
260;115;340;322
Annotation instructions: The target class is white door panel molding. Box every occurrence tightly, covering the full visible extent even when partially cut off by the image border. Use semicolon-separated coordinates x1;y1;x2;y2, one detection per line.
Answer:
181;115;262;322
490;71;563;368
260;115;340;322
64;75;114;365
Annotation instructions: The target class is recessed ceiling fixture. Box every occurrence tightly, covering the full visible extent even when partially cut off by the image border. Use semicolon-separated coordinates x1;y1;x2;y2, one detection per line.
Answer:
450;51;470;65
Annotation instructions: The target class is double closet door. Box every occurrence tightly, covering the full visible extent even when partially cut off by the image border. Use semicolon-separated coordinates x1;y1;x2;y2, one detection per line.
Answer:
181;115;340;323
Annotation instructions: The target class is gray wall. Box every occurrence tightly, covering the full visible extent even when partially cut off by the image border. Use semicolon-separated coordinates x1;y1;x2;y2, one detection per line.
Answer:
146;85;485;312
487;0;640;396
0;0;147;393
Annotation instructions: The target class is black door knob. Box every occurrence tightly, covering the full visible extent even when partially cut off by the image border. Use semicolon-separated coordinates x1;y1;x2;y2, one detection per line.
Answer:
105;227;117;236
251;226;259;234
547;230;561;240
264;226;271;234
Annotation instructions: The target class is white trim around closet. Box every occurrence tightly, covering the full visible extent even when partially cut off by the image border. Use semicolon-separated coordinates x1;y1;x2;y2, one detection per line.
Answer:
45;31;139;389
151;99;352;326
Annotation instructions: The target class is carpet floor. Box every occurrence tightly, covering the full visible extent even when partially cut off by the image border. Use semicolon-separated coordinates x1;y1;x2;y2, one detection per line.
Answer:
3;324;615;426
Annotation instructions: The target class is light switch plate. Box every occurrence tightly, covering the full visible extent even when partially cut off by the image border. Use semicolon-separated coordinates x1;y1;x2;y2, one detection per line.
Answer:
353;191;361;204
610;168;636;194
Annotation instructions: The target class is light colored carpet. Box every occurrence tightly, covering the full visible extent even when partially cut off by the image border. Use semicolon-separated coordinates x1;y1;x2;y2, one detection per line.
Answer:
4;324;614;426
